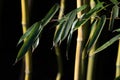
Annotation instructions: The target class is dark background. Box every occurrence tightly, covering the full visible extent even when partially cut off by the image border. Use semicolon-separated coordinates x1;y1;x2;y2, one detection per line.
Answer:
0;0;119;80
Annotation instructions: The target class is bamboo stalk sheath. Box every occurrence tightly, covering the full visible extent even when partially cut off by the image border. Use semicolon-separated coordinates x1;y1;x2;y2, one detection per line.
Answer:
21;0;32;80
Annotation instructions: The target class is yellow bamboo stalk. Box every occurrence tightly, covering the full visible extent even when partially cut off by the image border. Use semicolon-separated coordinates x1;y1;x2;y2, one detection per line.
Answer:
74;1;83;80
55;0;65;80
74;0;90;80
21;0;32;80
115;40;120;79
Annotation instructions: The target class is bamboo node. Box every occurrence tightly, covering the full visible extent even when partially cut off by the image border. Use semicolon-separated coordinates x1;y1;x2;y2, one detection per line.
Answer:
116;65;120;68
77;38;83;42
25;70;31;74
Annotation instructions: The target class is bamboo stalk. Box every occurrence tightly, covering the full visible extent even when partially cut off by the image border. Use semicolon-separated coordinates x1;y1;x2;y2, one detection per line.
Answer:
74;1;83;80
21;0;32;80
115;40;120;79
55;0;65;80
87;47;96;80
55;44;63;80
86;0;96;80
74;0;90;80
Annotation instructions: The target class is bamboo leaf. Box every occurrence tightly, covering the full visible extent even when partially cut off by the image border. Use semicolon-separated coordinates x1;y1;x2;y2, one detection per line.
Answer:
53;21;67;45
53;10;77;45
66;19;78;59
61;11;77;41
87;15;106;52
65;5;87;18
74;2;104;31
15;22;41;63
41;3;59;27
32;38;39;52
109;5;119;31
15;4;60;63
58;5;87;24
113;28;120;32
17;23;38;45
92;34;120;56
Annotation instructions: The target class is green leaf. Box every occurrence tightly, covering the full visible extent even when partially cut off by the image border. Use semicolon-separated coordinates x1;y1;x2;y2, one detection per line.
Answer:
61;10;77;41
66;19;78;59
113;28;120;32
74;2;104;30
17;23;38;45
87;15;106;52
92;34;120;56
32;38;39;52
58;5;87;24
53;10;77;45
15;22;41;63
53;21;67;45
115;76;120;80
65;5;87;18
109;5;119;31
41;3;59;27
16;4;59;63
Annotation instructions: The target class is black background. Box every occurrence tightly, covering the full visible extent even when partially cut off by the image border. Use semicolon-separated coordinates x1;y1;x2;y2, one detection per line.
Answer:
0;0;119;80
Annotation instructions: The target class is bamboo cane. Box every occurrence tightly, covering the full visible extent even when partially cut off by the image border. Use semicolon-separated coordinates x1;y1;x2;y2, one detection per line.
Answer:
74;0;90;80
21;0;32;80
74;1;83;79
55;0;65;80
86;0;96;80
115;40;120;79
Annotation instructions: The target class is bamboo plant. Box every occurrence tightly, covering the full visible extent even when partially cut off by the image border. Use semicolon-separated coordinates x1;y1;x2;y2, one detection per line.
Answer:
14;0;120;80
15;3;59;80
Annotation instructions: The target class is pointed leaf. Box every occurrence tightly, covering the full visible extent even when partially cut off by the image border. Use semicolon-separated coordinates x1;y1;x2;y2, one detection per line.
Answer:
65;5;87;18
41;3;59;27
74;2;104;31
15;4;59;63
32;38;39;52
66;19;78;59
15;22;41;63
58;5;87;24
87;15;106;52
61;11;77;41
92;34;120;56
53;21;67;44
17;23;38;45
113;28;120;32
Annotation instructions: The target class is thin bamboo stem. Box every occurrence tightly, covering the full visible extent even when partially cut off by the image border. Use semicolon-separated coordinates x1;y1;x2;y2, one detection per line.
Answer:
115;40;120;79
87;47;96;80
55;0;65;80
86;0;96;80
55;44;63;80
21;0;32;80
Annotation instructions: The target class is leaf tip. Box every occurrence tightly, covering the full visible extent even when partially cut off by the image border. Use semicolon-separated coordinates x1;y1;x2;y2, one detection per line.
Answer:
13;59;18;66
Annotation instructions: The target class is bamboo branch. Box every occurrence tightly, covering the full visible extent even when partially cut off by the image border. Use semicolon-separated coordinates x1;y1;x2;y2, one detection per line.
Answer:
21;0;32;80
